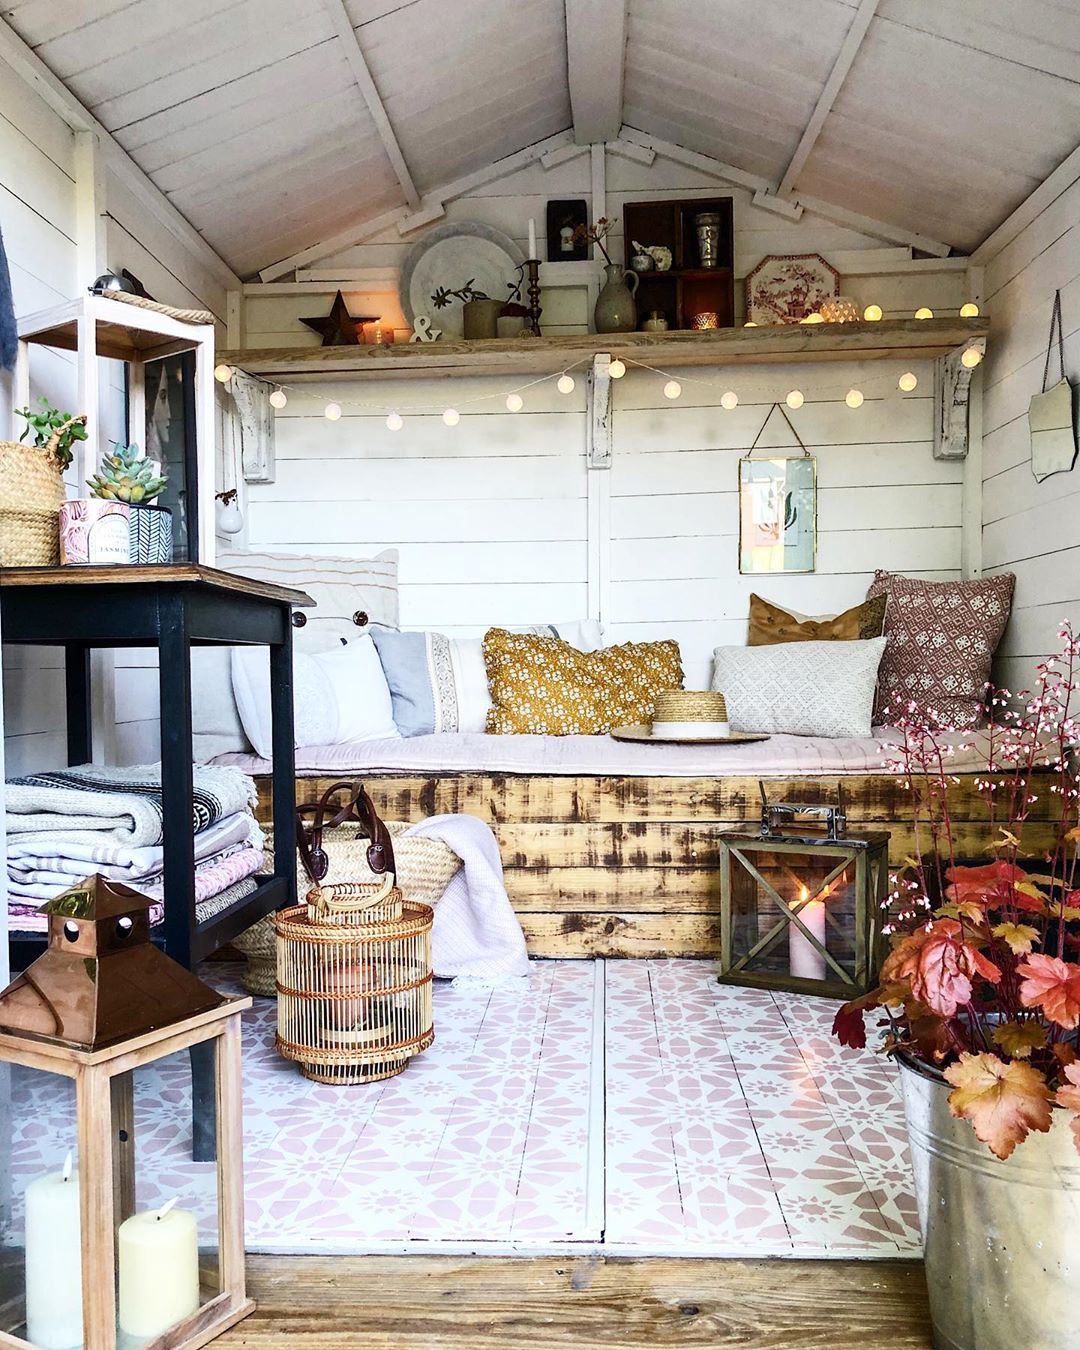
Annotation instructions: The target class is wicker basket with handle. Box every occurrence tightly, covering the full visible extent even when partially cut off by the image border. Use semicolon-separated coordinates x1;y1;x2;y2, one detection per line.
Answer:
0;414;85;567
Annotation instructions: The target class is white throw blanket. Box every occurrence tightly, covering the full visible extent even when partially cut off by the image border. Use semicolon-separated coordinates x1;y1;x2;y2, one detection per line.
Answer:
403;814;529;982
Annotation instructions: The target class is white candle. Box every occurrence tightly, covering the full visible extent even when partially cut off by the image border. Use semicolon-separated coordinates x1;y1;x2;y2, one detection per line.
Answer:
789;885;827;981
528;217;537;259
25;1152;82;1350
118;1198;200;1339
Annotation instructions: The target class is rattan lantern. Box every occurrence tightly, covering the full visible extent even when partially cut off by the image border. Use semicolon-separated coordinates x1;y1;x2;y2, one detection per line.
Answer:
718;794;889;996
0;875;253;1349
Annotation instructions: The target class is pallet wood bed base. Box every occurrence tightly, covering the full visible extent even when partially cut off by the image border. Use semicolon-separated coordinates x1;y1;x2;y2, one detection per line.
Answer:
255;772;1059;959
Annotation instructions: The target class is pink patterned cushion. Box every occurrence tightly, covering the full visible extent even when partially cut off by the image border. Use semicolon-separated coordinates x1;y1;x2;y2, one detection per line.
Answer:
867;571;1014;727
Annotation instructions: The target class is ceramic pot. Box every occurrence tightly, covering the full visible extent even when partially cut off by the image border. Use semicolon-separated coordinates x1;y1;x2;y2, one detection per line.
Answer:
496;314;526;339
594;264;639;334
898;1052;1080;1350
462;298;502;340
128;504;173;564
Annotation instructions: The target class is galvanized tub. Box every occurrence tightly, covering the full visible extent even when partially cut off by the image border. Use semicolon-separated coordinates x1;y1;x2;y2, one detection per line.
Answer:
898;1053;1080;1350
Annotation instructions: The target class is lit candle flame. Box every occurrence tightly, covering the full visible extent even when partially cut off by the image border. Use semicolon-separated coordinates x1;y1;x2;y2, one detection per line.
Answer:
62;1151;73;1183
155;1197;179;1222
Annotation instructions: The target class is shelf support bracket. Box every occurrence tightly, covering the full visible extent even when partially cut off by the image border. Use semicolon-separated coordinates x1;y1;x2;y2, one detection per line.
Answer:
933;336;986;460
588;353;613;469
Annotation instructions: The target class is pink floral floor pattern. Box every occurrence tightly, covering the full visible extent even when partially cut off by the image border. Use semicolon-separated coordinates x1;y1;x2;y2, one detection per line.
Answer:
3;960;922;1257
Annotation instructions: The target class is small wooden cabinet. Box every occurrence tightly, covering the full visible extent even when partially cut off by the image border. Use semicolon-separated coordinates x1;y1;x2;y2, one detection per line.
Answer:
623;197;735;331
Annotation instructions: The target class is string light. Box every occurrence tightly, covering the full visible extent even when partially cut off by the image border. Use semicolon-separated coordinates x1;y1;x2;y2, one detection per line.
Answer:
799;313;824;325
743;321;758;327
324;401;342;421
720;390;738;410
557;373;576;394
914;307;934;320
845;389;864;409
663;379;682;400
786;389;804;410
961;346;983;368
213;363;233;383
442;407;460;426
608;358;626;378
898;372;918;392
863;304;883;322
268;388;287;409
960;302;980;318
505;393;524;412
386;411;403;431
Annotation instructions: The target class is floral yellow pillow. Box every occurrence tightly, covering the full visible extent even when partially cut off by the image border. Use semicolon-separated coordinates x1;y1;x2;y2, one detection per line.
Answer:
482;629;684;735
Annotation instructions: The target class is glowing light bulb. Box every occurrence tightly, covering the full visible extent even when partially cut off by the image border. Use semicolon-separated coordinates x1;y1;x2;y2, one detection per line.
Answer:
914;307;934;320
800;312;824;325
442;407;460;426
505;393;523;412
743;320;758;327
608;358;626;378
269;388;287;410
961;346;983;368
720;390;738;411
324;402;342;421
213;363;233;383
386;411;403;431
845;388;864;409
663;380;682;400
786;389;804;410
960;302;980;318
863;304;883;322
557;373;575;394
898;371;918;392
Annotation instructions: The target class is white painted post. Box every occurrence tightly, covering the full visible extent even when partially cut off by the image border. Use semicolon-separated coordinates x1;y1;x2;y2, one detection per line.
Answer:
586;353;614;626
194;328;218;565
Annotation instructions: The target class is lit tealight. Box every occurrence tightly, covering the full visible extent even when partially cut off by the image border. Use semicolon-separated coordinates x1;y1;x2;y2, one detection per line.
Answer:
743;321;758;327
608;358;626;378
720;390;738;411
914;307;934;320
898;371;918;392
960;302;980;318
386;411;403;431
268;389;287;410
557;373;576;394
505;393;524;412
213;363;233;383
442;408;460;426
863;304;883;322
785;389;804;410
324;402;342;421
845;388;864;409
961;346;983;368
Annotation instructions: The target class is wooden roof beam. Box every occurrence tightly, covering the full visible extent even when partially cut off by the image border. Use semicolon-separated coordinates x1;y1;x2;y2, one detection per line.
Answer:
320;0;420;211
565;0;628;145
776;0;880;198
971;140;1080;266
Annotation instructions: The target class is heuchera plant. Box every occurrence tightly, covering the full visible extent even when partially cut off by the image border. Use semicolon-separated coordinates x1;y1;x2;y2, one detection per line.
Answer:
834;622;1080;1161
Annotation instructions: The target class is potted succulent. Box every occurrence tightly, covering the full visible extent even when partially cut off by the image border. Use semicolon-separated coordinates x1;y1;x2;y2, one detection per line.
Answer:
88;441;171;564
1;400;88;566
834;623;1080;1350
431;279;501;339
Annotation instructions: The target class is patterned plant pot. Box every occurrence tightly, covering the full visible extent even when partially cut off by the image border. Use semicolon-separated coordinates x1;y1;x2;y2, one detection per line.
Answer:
58;498;130;565
129;504;173;564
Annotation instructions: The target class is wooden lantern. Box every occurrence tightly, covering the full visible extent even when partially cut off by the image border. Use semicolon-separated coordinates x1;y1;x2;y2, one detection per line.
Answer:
0;876;253;1349
718;802;889;997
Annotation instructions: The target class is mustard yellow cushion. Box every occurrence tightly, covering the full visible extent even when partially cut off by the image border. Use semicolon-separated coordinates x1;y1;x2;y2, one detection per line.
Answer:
482;629;684;735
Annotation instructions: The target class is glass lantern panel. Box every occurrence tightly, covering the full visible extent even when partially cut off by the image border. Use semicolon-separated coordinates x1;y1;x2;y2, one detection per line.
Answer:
729;848;858;982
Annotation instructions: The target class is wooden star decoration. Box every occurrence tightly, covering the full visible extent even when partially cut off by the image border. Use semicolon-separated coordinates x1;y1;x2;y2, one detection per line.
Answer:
300;291;379;346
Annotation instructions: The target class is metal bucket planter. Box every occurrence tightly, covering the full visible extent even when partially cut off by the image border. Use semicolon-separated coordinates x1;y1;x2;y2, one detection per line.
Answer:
898;1052;1080;1350
129;503;173;563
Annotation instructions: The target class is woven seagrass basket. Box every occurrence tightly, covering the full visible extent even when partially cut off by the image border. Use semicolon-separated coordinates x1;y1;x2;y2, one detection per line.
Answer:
0;415;84;567
652;690;729;724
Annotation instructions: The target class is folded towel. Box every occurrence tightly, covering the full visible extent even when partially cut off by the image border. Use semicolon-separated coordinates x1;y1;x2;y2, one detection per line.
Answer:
8;874;262;935
403;814;529;982
4;763;257;847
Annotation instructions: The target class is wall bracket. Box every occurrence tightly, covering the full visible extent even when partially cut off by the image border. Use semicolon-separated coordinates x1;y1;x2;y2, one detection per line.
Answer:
934;336;986;460
587;352;613;469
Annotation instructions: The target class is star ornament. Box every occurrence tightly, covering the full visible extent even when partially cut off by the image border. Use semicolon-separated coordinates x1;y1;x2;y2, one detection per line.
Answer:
300;291;378;346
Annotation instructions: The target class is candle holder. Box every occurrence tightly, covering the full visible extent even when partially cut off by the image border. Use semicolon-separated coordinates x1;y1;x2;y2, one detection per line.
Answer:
717;795;889;996
525;259;542;336
0;876;253;1349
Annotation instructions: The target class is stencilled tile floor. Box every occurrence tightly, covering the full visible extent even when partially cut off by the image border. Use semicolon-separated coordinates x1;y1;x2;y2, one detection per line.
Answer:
5;960;922;1258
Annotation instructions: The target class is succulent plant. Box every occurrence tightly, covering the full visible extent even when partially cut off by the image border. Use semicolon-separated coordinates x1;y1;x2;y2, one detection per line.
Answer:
15;398;88;470
87;441;167;504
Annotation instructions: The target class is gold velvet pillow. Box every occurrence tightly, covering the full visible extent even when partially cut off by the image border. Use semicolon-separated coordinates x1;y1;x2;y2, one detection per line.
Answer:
483;629;684;735
747;593;888;646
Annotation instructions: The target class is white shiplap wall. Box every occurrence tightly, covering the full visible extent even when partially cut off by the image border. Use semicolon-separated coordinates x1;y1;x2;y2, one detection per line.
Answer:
981;171;1080;695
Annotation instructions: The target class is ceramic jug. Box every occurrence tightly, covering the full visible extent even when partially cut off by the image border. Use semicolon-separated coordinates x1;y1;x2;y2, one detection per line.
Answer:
595;264;639;333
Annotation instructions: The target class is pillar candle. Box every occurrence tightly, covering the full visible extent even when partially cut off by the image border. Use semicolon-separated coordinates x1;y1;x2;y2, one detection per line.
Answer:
528;218;537;260
789;886;827;981
118;1199;200;1339
25;1154;82;1350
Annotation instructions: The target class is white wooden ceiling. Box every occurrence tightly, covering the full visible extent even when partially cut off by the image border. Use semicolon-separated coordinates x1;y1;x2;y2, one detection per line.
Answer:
4;0;1079;276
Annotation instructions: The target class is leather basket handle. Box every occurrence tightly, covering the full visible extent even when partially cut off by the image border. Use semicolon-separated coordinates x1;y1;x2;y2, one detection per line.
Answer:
295;780;396;884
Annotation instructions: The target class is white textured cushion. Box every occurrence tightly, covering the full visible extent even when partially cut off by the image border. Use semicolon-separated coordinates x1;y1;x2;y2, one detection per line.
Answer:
711;638;887;738
231;634;399;759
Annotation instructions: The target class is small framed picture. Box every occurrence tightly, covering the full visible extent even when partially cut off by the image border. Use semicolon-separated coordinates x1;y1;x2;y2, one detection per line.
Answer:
546;199;589;262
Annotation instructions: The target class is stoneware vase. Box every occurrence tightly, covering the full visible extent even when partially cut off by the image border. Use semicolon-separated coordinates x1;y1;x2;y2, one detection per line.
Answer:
594;263;639;334
128;503;173;564
462;298;502;340
898;1052;1080;1350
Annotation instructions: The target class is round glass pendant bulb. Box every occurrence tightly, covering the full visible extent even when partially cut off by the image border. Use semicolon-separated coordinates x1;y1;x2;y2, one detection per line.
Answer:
663;380;682;400
785;389;804;410
557;374;576;394
386;411;403;431
914;306;934;320
324;402;342;421
863;304;883;322
845;388;864;409
268;388;287;409
608;358;626;378
720;390;738;410
213;363;233;383
505;393;524;412
898;371;918;392
961;346;983;368
442;407;460;426
960;302;980;318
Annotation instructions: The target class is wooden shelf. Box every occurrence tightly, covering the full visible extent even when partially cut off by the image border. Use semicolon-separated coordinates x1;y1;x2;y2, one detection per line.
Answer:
219;316;990;381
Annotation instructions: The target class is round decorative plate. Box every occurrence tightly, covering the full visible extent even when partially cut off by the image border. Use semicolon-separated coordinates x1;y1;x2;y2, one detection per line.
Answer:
399;221;525;338
610;726;772;745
